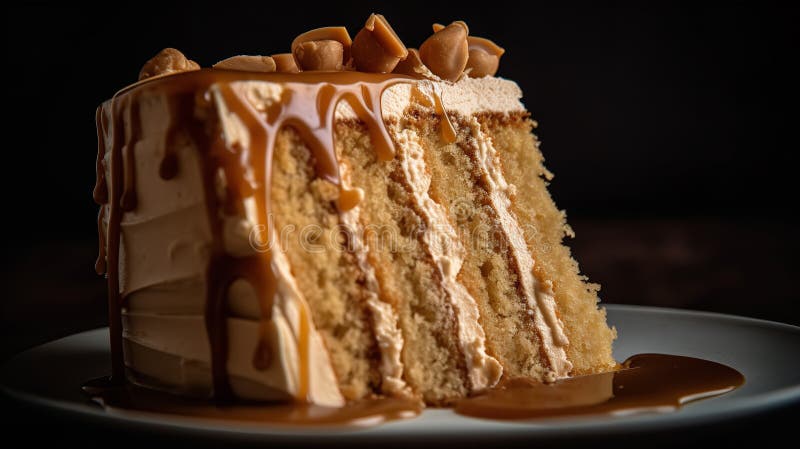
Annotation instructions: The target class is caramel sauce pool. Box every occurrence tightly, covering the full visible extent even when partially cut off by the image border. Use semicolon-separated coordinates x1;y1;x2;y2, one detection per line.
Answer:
83;354;743;427
456;353;744;421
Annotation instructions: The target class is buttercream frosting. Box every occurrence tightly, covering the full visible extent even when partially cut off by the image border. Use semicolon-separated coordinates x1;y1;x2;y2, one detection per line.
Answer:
101;73;567;404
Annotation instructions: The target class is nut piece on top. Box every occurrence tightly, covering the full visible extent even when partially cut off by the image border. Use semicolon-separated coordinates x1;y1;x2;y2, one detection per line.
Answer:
294;41;345;71
465;36;505;78
213;55;277;72
419;21;469;82
135;17;503;80
393;48;425;76
272;53;300;73
139;48;200;80
351;13;408;73
291;27;352;71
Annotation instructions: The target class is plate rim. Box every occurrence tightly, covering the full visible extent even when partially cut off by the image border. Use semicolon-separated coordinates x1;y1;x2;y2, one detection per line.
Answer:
2;304;799;440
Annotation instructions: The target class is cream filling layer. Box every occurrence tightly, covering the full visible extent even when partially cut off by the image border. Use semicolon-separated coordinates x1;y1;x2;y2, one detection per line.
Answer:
338;163;411;397
222;78;529;393
394;124;503;392
465;116;572;378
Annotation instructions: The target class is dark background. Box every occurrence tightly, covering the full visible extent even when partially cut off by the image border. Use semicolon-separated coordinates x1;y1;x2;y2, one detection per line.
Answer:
2;1;798;446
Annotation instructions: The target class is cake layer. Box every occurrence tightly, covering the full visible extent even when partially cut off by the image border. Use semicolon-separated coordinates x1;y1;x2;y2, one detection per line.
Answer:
485;118;617;374
95;70;615;405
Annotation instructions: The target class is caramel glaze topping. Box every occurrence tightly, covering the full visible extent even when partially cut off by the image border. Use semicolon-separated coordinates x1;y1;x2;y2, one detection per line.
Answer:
94;69;415;399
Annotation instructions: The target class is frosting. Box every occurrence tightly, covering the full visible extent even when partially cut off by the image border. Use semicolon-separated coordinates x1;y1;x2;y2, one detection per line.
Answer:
95;70;561;405
394;122;503;391
100;90;343;405
340;75;525;120
465;116;572;378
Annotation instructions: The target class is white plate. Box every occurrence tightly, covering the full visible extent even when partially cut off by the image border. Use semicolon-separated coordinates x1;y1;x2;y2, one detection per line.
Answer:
2;305;799;443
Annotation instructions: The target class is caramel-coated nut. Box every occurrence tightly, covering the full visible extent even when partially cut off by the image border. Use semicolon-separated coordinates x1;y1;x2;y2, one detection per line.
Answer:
351;13;408;73
432;21;468;34
294;40;344;71
213;55;276;72
419;21;469;81
393;48;425;76
272;53;300;73
465;36;505;77
465;49;499;78
291;26;352;69
138;48;200;80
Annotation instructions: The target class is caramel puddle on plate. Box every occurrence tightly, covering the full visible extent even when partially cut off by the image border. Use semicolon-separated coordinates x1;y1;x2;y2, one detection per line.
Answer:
455;353;744;420
82;354;743;427
82;378;422;428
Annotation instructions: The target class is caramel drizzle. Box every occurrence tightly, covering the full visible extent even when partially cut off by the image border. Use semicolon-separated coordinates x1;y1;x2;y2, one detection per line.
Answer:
159;98;180;180
93;107;108;204
95;70;411;402
431;84;457;144
95;206;106;275
409;82;457;144
210;75;406;401
120;102;140;211
94;106;107;275
103;95;131;383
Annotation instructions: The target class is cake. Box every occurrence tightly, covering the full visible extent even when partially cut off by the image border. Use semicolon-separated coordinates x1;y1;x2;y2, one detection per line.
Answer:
93;14;616;407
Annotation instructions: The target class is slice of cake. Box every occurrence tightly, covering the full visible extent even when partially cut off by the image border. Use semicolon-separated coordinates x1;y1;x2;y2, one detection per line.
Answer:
93;15;616;407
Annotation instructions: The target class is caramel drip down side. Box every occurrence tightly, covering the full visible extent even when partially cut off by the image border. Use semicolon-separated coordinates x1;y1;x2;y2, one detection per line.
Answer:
94;106;108;276
159;98;180;180
93;107;108;204
95;206;106;275
120;102;140;211
431;84;457;144
96;70;415;403
102;94;136;383
210;74;411;402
